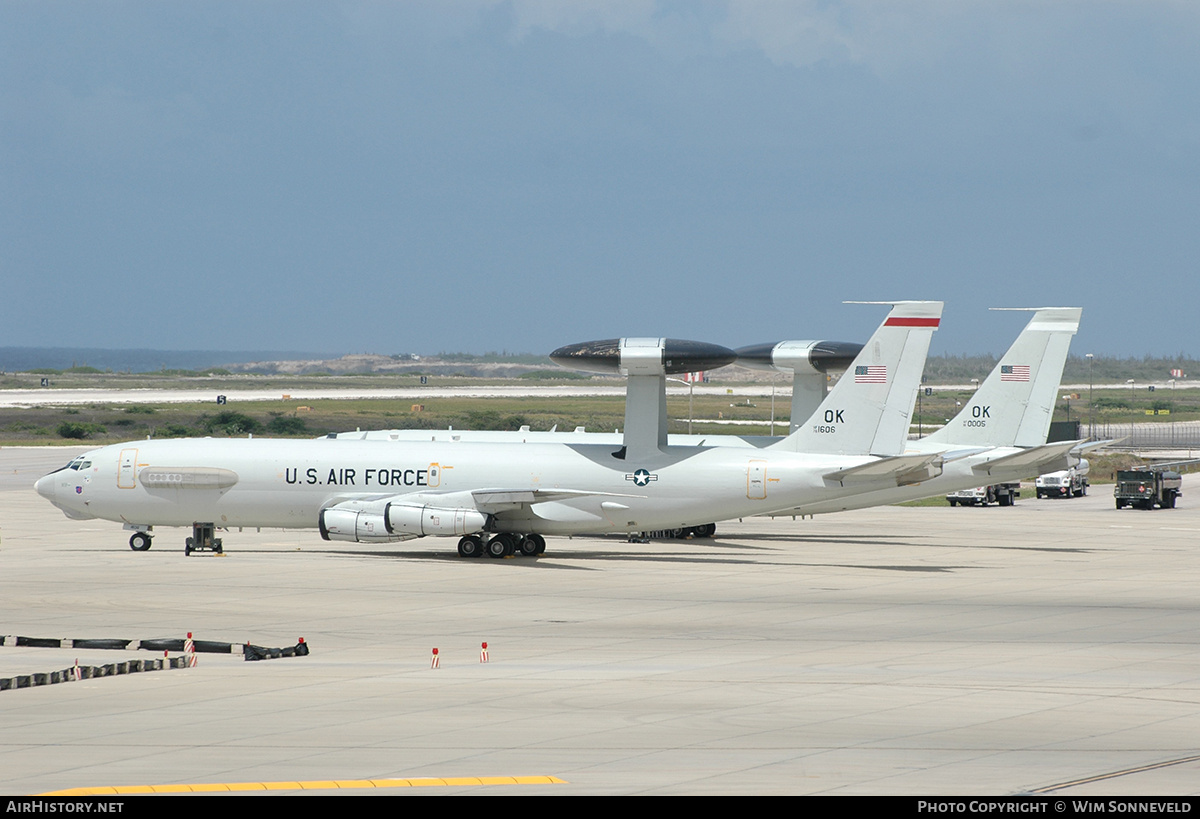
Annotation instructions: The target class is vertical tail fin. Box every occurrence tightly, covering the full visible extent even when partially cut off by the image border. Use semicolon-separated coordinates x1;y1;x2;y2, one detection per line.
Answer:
925;307;1081;448
770;301;942;456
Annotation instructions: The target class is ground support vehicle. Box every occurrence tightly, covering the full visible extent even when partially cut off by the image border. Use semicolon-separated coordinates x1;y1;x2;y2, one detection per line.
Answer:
1114;470;1182;509
1036;460;1090;499
946;483;1021;507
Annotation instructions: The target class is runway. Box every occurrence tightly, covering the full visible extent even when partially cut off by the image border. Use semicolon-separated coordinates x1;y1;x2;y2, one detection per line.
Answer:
1;384;715;408
0;381;1167;408
2;447;1198;795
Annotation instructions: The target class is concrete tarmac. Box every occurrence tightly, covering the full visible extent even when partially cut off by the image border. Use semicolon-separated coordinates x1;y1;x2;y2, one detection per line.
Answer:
2;447;1198;795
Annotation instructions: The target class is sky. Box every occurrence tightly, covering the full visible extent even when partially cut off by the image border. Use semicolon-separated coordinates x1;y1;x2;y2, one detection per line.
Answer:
3;1;1198;359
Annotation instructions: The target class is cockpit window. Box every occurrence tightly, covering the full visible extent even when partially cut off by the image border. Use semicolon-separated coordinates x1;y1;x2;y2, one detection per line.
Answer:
66;457;84;471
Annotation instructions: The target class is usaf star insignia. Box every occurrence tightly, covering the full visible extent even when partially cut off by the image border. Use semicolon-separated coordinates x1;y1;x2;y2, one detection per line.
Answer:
626;468;658;487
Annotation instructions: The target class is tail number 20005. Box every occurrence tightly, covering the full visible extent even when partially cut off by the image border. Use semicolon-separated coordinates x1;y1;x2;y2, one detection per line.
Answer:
965;405;990;427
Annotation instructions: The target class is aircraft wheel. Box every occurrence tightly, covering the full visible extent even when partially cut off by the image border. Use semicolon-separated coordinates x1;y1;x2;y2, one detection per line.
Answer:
948;499;957;507
458;536;483;558
129;532;152;551
184;537;193;556
214;538;223;555
486;534;512;559
520;533;545;557
695;523;716;538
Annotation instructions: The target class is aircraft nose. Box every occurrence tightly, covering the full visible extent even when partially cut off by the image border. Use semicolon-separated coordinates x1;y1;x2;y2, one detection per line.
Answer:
34;474;56;502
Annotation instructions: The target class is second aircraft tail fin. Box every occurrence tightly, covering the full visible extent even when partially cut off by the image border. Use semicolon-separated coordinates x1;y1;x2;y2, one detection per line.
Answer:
924;307;1081;448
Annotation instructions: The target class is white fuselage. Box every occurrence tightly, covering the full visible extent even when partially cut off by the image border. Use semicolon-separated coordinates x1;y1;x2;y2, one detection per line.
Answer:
329;429;1055;517
775;444;1022;515
36;437;901;537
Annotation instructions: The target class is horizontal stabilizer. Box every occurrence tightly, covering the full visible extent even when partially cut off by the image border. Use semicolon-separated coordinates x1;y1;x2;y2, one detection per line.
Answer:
824;453;944;487
1077;438;1120;452
938;446;993;463
971;440;1083;477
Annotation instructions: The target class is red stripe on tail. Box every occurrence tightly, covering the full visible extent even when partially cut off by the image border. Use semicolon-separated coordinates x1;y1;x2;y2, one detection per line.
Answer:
884;317;941;327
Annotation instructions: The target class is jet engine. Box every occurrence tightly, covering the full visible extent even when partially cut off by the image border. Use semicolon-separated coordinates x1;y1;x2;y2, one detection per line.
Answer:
320;501;490;542
319;507;403;543
385;503;489;537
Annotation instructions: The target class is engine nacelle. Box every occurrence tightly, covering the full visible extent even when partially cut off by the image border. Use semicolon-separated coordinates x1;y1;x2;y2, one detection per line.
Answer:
385;503;489;537
734;340;863;376
550;338;737;376
319;508;402;543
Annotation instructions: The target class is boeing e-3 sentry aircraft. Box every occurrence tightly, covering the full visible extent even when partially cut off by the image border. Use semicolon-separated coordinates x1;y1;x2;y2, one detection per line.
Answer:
332;307;1086;519
34;302;944;557
333;307;1084;473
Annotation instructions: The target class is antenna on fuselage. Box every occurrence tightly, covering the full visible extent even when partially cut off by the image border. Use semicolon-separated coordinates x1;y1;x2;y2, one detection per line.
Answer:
549;338;737;461
733;340;864;432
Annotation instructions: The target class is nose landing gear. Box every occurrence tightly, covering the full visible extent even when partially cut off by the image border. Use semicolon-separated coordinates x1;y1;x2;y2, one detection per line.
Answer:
128;531;153;551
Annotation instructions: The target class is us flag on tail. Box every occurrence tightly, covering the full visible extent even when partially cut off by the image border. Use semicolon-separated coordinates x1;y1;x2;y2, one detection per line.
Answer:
854;365;887;384
1001;365;1030;382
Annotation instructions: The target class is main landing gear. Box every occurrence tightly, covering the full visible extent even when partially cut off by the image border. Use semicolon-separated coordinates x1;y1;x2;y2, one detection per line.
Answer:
184;523;223;556
126;523;224;555
637;523;718;540
457;533;546;559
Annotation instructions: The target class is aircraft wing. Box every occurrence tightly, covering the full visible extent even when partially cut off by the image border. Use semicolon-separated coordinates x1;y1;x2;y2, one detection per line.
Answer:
971;440;1083;477
319;487;647;543
326;487;644;514
823;453;944;488
466;488;646;513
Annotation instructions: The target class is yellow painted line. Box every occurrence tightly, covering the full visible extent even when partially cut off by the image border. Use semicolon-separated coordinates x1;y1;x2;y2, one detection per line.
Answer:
43;775;567;796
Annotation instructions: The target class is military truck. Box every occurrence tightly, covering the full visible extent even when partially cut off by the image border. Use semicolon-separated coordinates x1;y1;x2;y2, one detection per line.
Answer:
1114;470;1182;509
